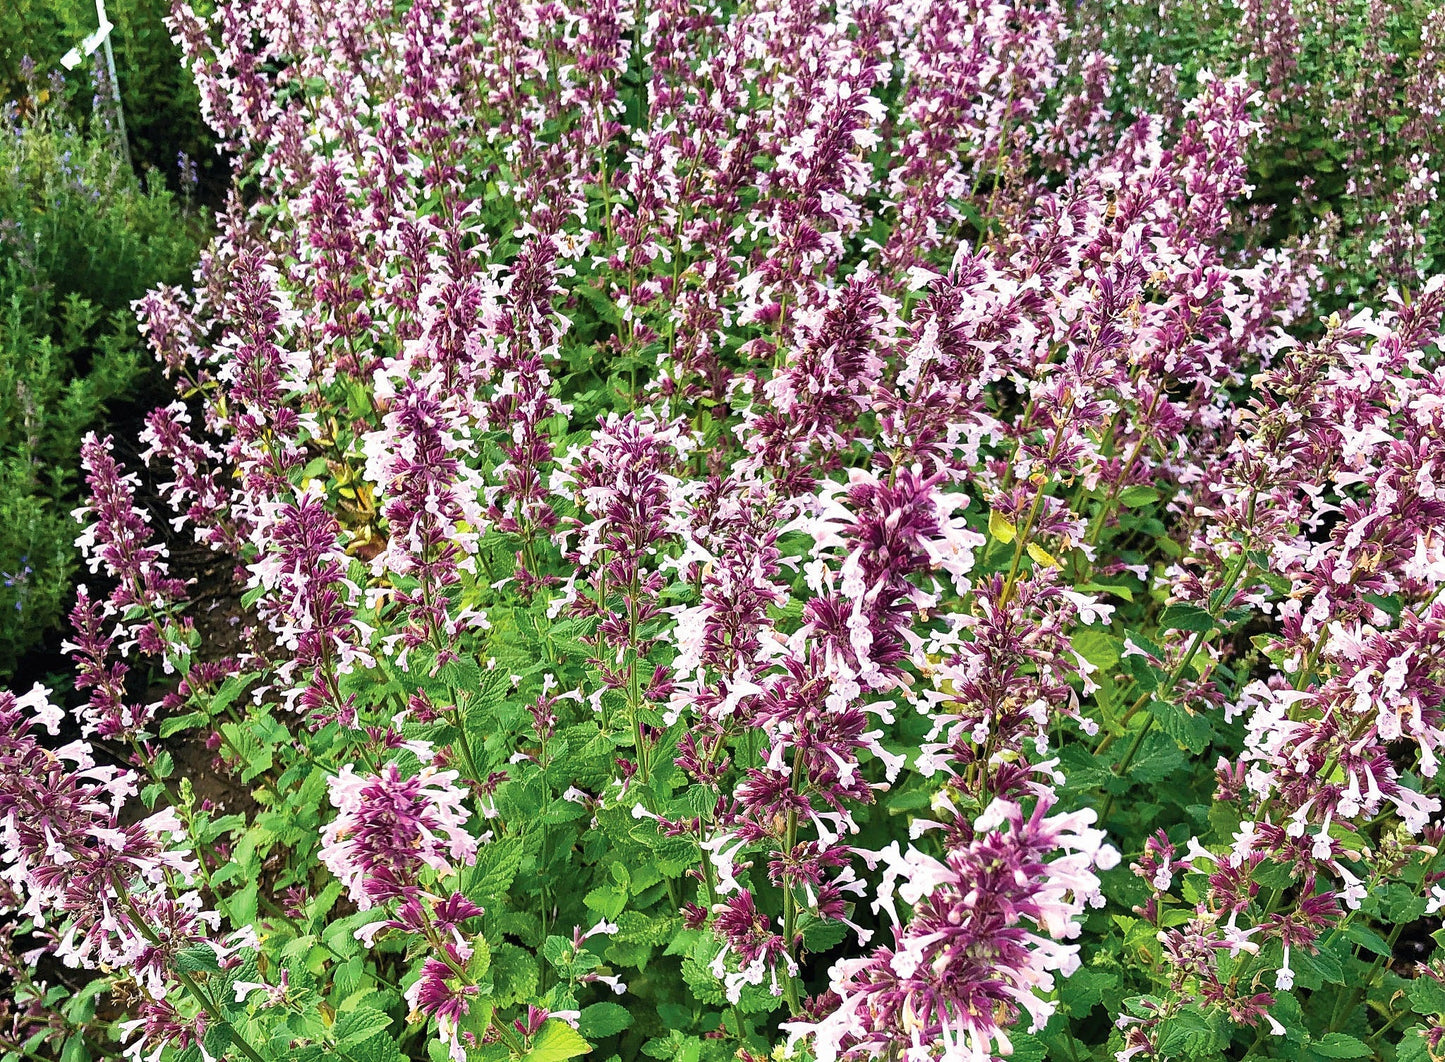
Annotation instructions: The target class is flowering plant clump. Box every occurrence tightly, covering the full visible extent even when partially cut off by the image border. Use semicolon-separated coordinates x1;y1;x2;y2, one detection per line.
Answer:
5;1;1445;1061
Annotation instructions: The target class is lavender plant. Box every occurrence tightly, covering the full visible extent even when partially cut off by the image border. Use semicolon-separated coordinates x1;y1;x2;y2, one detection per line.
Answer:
4;2;1445;1062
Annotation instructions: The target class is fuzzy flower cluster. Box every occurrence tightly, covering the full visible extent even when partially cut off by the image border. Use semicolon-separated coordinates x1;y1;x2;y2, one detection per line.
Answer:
320;762;480;909
790;801;1118;1062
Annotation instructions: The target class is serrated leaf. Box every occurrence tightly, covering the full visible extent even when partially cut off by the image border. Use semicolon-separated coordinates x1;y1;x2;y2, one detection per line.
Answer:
1007;1033;1047;1062
1130;732;1187;784
1400;1027;1435;1062
1073;629;1121;670
800;917;848;953
174;943;221;974
1309;1033;1370;1058
1343;923;1392;958
680;955;726;1005
351;1033;408;1062
1293;945;1344;987
491;943;539;1006
333;1007;393;1048
1408;975;1445;1015
1150;697;1213;755
159;711;209;738
1159;603;1214;632
440;655;482;692
578;1003;631;1038
220;722;273;783
469;837;524;904
1156;1005;1227;1058
584;883;627;920
211;674;256;713
151;750;174;778
1118;485;1161;507
60;1033;88;1062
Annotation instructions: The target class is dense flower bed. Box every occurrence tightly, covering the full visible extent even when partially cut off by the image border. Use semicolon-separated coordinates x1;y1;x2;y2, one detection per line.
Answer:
4;1;1445;1061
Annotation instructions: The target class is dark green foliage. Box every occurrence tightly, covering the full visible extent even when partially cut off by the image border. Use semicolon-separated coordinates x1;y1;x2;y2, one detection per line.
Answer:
2;0;221;197
0;89;204;676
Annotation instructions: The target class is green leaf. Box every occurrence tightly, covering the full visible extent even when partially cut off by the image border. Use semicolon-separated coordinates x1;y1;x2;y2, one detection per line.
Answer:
799;917;848;953
59;1033;89;1062
641;1031;700;1062
333;1007;393;1048
1073;629;1121;670
1343;923;1393;958
351;1033;408;1062
1118;485;1161;507
1407;975;1445;1015
470;837;524;904
1362;592;1403;620
174;943;221;974
1130;732;1186;784
490;943;539;1006
220;721;274;783
159;711;209;738
1399;1026;1435;1062
1007;1033;1047;1062
1156;1004;1228;1058
440;655;482;693
524;1021;592;1062
578;1003;632;1039
1293;945;1344;987
1158;604;1214;633
202;1023;231;1060
584;885;627;921
1149;697;1213;755
211;673;256;713
1387;882;1430;923
680;953;726;1006
1059;966;1118;1012
1078;581;1134;602
1308;1033;1371;1058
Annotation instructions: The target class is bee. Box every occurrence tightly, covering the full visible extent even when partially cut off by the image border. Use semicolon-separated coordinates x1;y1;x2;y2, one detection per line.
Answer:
1103;185;1119;223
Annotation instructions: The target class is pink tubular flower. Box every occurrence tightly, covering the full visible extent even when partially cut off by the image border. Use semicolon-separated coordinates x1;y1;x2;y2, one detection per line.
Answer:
788;799;1118;1062
0;686;219;1005
320;763;478;909
405;946;479;1062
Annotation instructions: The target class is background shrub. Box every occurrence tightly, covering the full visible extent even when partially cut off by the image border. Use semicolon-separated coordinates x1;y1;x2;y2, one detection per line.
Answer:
1;0;220;196
0;80;202;677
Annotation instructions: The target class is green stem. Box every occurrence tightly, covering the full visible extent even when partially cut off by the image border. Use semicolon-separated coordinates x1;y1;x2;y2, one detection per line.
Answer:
999;399;1075;606
779;808;802;1015
175;967;268;1062
1328;845;1442;1034
1095;550;1252;820
124;901;268;1062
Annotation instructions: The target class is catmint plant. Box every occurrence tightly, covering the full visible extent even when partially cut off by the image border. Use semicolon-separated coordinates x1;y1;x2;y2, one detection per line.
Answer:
6;1;1445;1061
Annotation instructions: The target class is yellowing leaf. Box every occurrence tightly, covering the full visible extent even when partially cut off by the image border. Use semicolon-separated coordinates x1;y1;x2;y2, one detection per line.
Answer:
1027;542;1060;568
524;1021;591;1062
989;509;1016;545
